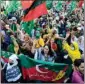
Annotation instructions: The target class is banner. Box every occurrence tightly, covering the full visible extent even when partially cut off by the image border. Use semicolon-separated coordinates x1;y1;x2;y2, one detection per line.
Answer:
1;51;72;83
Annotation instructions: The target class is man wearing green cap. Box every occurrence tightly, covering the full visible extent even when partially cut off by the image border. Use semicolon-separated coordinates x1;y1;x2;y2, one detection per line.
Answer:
10;17;18;32
34;32;45;49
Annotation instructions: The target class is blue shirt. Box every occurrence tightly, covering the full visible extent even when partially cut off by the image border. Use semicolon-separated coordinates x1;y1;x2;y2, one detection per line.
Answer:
34;48;56;62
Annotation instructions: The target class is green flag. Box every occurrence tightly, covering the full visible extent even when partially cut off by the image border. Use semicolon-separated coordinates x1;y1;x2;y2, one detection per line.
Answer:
46;0;53;10
55;1;63;11
6;0;21;13
68;1;77;13
1;51;72;83
20;20;34;36
11;23;17;32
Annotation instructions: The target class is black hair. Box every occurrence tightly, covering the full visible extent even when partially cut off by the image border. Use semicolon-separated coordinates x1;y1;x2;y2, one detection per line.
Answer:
7;32;13;36
41;44;54;57
45;29;48;34
52;30;56;35
74;59;84;67
72;27;78;31
64;17;68;22
56;20;59;23
49;24;52;29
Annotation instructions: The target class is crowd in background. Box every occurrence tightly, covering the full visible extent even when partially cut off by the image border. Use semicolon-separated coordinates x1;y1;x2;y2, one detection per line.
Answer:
1;1;84;83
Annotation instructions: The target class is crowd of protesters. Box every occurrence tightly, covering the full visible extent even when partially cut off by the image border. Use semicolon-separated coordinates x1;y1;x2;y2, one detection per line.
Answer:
1;1;84;83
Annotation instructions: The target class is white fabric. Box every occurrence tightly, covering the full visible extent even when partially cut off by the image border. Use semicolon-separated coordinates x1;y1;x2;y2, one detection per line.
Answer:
64;55;68;59
9;54;18;61
56;16;59;20
11;17;17;21
53;27;58;34
71;36;78;43
81;25;84;30
7;73;22;82
1;30;6;36
7;54;18;70
77;23;81;27
7;61;18;70
78;36;84;53
34;49;38;60
77;27;82;30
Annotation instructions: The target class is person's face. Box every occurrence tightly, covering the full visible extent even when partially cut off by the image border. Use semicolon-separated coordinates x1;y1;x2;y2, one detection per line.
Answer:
52;30;56;35
22;30;25;34
24;35;29;41
51;39;54;43
78;63;84;75
9;20;13;24
12;20;17;24
44;46;49;54
71;30;77;35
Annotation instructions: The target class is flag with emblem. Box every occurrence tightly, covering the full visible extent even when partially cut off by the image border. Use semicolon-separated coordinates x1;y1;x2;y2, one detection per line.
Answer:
1;51;72;83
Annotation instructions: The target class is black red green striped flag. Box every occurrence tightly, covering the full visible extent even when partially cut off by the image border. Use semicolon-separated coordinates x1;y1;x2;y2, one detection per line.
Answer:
21;0;48;22
21;0;34;10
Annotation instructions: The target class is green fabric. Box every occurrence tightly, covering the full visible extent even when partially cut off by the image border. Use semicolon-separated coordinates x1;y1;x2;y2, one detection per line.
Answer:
6;1;21;13
7;36;17;53
56;39;63;51
68;1;77;13
1;51;12;58
7;44;14;53
46;1;53;10
36;32;41;39
7;30;11;33
21;21;34;36
37;28;42;31
55;1;62;11
11;24;17;32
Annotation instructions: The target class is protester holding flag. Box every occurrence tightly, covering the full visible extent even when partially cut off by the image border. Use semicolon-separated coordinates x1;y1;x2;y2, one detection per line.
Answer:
20;34;34;58
1;0;84;83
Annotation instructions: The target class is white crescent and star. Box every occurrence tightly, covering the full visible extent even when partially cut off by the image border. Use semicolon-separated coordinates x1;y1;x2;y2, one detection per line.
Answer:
36;64;48;74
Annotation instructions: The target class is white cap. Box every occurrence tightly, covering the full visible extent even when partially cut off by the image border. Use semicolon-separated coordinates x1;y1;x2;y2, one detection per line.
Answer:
77;27;81;30
11;17;17;21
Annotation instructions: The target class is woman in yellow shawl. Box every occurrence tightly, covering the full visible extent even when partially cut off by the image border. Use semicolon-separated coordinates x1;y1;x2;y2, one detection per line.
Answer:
63;41;81;62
